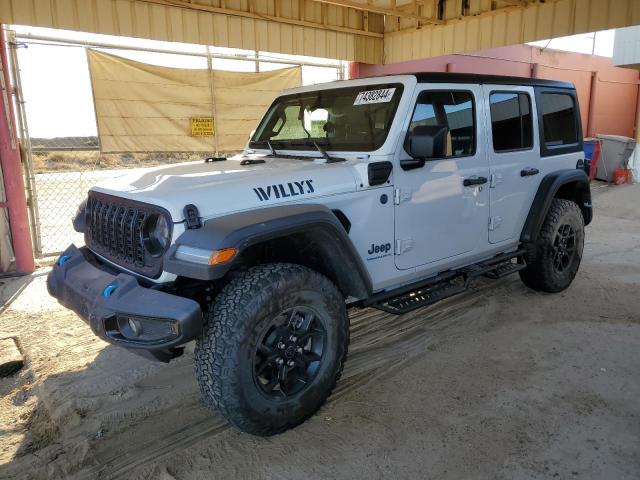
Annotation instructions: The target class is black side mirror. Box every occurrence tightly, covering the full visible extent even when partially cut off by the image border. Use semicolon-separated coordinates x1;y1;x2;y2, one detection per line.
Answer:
402;125;448;170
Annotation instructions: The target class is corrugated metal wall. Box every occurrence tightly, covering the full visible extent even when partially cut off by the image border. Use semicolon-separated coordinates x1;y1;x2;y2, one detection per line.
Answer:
355;44;640;139
0;0;384;63
385;0;640;63
0;1;639;63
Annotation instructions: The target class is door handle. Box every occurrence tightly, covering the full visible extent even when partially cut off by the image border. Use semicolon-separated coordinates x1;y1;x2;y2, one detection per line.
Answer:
463;176;488;187
520;167;539;177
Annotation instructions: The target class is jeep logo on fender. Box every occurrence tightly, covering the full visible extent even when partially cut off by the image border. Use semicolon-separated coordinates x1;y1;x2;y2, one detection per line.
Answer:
253;180;315;202
368;243;392;255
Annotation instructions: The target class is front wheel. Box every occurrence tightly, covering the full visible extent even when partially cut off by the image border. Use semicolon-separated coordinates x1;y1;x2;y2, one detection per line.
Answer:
519;198;585;293
194;263;349;436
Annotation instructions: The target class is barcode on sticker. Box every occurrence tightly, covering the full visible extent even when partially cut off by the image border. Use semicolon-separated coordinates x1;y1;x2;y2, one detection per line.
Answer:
353;88;396;105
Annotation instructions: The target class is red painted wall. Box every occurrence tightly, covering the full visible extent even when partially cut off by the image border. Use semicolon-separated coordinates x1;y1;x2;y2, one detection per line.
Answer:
352;45;640;139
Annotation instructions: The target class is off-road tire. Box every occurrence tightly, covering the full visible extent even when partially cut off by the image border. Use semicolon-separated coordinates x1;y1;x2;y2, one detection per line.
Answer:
519;198;584;293
194;263;349;436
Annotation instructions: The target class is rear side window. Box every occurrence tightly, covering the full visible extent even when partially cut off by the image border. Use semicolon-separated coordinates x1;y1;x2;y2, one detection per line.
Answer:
489;92;533;152
540;93;578;146
408;90;475;158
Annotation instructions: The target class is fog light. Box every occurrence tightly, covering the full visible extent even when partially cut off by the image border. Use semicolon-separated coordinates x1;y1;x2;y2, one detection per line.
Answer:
111;314;180;343
128;318;142;337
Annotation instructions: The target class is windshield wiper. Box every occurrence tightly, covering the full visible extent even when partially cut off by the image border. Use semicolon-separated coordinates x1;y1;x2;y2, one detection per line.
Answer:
313;141;344;163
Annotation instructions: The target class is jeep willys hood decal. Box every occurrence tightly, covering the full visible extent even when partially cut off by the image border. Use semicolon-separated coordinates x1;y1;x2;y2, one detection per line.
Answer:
90;157;358;221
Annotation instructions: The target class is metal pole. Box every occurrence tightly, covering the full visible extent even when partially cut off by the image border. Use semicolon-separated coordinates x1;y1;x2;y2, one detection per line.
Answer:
14;33;342;70
636;86;640;144
6;30;42;257
586;71;598;138
254;50;259;73
0;27;34;273
206;46;219;155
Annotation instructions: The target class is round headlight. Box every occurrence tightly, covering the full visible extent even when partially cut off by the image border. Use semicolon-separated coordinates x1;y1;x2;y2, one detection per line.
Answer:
143;214;170;256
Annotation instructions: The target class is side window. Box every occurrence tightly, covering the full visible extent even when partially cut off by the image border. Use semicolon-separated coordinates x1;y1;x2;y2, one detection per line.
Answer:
540;93;578;146
489;92;533;152
408;91;475;158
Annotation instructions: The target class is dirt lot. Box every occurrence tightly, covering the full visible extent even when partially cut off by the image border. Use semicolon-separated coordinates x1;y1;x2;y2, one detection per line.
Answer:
0;184;639;480
31;150;212;174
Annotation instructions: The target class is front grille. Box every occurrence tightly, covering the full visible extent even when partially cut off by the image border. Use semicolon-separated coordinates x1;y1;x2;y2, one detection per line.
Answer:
85;192;171;278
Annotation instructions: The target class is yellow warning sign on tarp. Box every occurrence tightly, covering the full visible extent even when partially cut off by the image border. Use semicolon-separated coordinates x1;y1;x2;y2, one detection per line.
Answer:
191;117;214;136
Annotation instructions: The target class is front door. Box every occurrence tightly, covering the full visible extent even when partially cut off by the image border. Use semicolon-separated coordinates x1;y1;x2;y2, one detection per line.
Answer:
482;85;540;244
394;85;490;270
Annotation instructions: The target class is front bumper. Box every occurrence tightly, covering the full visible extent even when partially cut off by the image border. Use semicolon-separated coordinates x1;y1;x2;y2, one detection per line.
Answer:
47;245;202;361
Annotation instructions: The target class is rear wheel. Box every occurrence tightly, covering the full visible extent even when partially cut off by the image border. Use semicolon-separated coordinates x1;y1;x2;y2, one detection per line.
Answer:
519;198;584;293
194;263;349;436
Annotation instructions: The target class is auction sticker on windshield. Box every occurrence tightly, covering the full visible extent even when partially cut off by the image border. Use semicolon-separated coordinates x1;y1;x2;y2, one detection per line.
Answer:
353;88;396;105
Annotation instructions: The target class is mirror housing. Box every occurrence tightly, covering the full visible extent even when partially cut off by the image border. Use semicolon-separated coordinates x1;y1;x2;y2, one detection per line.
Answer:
402;125;448;170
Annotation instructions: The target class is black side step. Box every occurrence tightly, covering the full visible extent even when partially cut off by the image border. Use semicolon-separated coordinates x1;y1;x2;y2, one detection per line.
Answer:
483;260;526;280
366;249;526;315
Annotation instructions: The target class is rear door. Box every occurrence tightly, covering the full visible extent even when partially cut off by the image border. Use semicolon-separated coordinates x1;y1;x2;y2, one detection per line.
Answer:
482;85;540;244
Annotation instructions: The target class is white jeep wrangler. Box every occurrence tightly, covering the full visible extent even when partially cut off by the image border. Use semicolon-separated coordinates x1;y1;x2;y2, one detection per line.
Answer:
48;73;592;436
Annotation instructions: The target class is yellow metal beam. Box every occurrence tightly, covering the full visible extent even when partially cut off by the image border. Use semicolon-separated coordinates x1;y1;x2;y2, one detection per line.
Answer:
384;0;640;63
139;0;384;38
1;0;639;64
306;0;443;24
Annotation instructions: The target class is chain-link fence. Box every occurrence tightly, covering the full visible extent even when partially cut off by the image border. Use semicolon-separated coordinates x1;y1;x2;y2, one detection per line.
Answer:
31;149;215;255
11;29;343;257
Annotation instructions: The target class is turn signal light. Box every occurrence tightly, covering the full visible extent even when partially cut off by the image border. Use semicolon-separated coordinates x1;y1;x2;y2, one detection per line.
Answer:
208;247;237;265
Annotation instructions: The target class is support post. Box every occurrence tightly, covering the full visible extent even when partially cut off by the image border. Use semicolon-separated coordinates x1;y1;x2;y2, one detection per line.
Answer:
0;27;34;273
586;71;598;138
206;46;219;155
636;84;640;144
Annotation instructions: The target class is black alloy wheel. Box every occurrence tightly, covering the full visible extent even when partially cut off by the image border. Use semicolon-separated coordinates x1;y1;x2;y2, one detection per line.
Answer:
551;223;577;274
253;306;326;398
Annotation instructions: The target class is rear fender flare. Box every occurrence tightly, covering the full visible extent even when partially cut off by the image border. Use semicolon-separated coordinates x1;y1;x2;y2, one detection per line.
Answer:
521;169;592;244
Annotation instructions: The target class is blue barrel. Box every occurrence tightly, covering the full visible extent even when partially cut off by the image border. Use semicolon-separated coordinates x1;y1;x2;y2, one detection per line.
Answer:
583;139;598;160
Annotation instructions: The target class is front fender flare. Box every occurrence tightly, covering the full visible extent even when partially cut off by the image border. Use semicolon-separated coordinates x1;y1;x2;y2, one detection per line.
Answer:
163;204;372;298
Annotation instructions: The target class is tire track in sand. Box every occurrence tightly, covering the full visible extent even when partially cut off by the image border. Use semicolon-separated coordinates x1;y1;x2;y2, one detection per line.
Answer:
76;277;511;479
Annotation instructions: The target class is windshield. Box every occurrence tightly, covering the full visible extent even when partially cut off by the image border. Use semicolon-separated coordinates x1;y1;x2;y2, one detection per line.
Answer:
250;83;404;152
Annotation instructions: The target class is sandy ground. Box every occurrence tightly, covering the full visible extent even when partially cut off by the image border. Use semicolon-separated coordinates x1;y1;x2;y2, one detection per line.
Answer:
0;183;639;480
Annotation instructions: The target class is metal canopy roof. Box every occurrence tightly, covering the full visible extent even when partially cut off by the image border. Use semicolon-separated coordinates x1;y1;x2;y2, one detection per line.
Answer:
0;0;638;64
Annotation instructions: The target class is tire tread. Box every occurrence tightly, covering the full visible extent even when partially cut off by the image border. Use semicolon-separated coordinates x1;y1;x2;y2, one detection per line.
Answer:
194;263;349;436
519;198;584;293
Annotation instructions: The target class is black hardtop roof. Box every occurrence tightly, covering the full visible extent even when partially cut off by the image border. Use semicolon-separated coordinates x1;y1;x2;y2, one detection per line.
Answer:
403;72;574;89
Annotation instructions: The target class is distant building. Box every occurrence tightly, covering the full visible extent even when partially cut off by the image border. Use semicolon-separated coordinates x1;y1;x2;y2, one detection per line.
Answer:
351;43;640;141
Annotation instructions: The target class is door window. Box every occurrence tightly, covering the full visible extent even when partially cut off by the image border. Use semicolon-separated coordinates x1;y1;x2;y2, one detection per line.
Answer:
489;92;533;152
540;93;578;146
407;91;475;158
